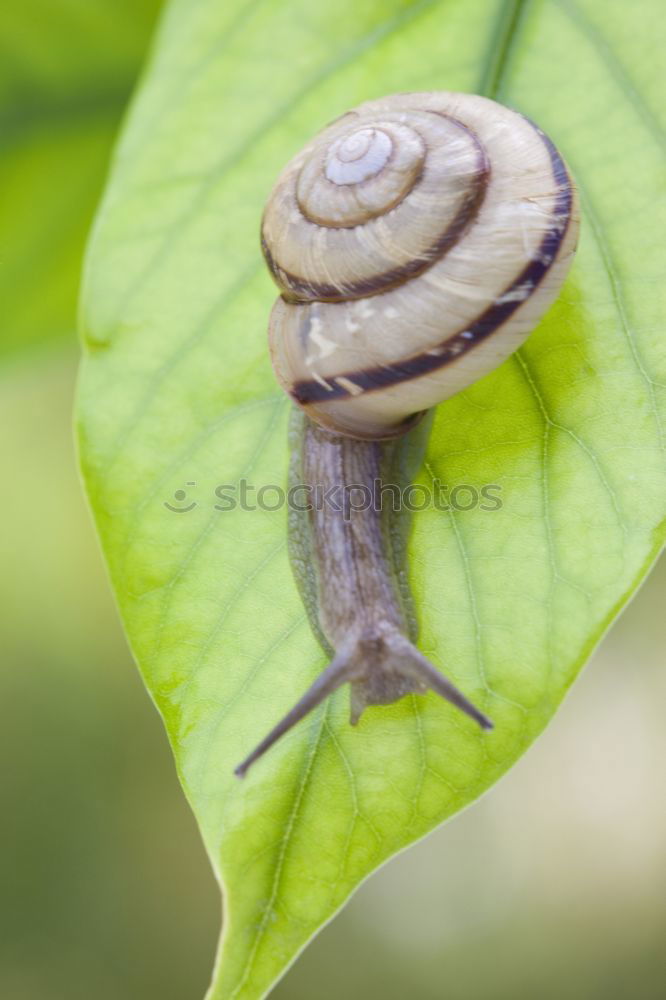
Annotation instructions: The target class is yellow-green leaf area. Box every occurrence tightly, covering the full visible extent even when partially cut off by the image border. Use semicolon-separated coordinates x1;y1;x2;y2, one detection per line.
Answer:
77;1;666;997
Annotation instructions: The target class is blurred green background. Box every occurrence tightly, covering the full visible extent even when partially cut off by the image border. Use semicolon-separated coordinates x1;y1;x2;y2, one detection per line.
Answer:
1;2;664;998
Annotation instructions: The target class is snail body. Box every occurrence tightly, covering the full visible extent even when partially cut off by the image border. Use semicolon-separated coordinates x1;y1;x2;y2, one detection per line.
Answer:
235;92;579;777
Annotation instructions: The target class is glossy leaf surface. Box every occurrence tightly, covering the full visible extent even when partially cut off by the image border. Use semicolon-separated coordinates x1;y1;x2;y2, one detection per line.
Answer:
77;1;666;996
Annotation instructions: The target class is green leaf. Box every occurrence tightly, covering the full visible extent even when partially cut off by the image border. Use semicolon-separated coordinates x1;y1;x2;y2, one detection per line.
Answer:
77;0;666;997
0;0;161;360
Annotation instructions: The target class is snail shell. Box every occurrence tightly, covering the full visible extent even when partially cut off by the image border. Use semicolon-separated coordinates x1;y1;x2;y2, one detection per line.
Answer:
262;91;579;439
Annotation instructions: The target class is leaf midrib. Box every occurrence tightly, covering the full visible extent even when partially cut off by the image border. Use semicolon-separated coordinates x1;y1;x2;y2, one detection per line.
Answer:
219;2;536;994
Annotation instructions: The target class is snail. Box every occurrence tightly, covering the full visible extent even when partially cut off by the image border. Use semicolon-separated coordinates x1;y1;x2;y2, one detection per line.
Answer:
235;91;579;777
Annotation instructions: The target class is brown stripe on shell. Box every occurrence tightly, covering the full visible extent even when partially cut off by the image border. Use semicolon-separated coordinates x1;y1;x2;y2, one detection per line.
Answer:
290;121;574;406
262;114;490;304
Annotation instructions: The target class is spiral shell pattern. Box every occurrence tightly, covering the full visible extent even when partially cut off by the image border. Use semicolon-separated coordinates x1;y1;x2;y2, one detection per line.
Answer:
262;92;579;439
